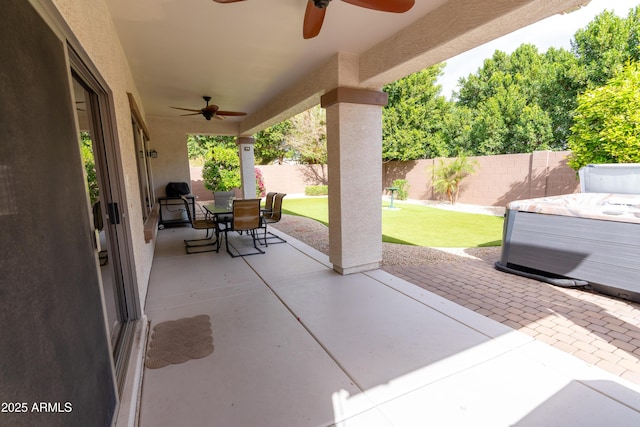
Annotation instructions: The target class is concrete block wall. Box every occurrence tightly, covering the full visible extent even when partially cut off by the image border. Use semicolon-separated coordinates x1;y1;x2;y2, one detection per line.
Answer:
190;151;580;207
383;151;579;206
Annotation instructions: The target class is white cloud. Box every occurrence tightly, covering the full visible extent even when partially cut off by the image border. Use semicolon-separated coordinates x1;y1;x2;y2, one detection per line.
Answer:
438;0;640;98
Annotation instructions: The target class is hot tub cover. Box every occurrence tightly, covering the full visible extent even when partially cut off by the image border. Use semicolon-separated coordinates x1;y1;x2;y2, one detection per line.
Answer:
507;193;640;224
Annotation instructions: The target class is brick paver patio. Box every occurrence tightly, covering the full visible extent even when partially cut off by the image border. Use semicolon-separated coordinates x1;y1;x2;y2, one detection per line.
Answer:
383;255;640;385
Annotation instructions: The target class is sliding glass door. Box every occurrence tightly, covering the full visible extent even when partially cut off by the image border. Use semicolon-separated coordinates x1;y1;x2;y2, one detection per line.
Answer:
70;56;138;391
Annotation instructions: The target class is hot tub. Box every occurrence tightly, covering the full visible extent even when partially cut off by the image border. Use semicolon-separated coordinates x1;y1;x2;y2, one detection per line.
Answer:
496;164;640;303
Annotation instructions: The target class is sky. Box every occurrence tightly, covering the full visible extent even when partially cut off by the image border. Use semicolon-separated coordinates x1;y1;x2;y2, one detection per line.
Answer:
437;0;640;98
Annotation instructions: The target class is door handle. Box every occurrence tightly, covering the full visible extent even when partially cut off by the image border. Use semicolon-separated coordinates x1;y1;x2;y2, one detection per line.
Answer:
107;202;120;225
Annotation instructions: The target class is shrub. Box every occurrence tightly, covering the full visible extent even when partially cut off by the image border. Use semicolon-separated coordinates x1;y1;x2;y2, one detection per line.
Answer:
80;132;99;204
255;167;266;198
568;62;640;170
202;146;241;192
391;179;409;200
305;185;328;196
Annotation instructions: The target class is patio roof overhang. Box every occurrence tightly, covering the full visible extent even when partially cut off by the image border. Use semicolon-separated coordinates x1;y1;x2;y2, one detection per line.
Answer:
106;0;591;136
102;0;593;274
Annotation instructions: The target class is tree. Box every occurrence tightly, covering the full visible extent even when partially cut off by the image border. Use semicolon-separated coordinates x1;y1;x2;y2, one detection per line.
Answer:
202;146;241;191
572;7;640;88
382;65;451;160
286;105;327;164
254;106;327;165
453;44;562;155
254;120;293;165
432;152;477;204
187;134;235;164
440;105;474;154
537;47;584;146
568;62;640;170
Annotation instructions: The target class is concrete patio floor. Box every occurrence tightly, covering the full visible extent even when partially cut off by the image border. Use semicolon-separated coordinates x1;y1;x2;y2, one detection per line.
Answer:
137;225;640;426
385;254;640;385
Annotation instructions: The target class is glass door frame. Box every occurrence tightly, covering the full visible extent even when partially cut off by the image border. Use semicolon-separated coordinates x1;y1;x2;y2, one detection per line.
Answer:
68;46;140;392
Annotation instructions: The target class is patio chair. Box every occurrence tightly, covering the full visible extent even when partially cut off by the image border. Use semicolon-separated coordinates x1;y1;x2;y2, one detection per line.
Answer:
181;196;218;254
217;198;265;257
261;193;287;246
263;192;277;216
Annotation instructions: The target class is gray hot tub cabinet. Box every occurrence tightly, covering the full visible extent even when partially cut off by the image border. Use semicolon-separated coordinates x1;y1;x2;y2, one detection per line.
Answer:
496;163;640;303
497;209;640;302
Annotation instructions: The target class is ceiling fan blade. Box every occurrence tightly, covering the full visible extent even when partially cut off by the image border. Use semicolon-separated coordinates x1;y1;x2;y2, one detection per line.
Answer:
212;0;246;3
341;0;414;13
216;110;247;116
170;106;202;113
180;113;203;116
303;1;327;39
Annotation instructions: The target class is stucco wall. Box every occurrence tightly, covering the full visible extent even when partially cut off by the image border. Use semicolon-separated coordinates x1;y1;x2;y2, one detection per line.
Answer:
200;151;579;207
147;116;193;198
147;116;244;200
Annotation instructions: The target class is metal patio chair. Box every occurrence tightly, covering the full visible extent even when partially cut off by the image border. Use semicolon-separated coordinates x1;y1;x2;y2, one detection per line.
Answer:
217;198;265;257
181;196;218;254
261;193;287;246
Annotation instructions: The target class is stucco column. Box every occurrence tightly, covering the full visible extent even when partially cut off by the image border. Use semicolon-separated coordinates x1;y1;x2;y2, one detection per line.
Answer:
236;136;256;199
321;87;388;275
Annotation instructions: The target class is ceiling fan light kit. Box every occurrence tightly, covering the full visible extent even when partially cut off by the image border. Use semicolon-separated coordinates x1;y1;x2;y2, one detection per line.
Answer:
213;0;414;39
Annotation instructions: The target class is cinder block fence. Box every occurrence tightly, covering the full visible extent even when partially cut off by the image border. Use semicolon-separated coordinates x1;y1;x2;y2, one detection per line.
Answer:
191;151;580;207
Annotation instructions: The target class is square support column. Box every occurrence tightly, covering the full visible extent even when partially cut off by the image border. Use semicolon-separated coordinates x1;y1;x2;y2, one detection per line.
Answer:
322;88;388;275
236;137;256;199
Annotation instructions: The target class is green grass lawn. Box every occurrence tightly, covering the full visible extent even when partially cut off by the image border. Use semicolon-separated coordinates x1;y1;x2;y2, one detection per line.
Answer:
281;197;503;248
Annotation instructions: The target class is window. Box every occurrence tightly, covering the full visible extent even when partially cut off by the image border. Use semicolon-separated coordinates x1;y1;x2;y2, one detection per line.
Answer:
128;93;154;220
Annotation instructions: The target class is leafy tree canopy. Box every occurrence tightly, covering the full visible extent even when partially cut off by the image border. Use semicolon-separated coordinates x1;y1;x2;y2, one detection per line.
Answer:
453;44;568;154
254;120;293;165
382;65;451;161
572;7;640;88
568;61;640;170
187;134;235;164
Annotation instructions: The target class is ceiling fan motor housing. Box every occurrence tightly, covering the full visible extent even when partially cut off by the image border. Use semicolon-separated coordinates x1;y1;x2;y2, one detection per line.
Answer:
313;0;331;8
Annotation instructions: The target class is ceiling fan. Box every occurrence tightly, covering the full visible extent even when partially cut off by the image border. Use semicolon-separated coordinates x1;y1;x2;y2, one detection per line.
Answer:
212;0;415;39
170;96;247;121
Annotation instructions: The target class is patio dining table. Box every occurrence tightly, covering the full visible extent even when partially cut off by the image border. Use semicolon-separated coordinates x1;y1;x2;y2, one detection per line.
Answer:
203;203;271;222
203;204;233;218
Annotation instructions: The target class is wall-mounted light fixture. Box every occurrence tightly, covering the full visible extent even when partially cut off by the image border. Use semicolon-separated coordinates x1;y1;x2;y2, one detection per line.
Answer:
147;149;158;158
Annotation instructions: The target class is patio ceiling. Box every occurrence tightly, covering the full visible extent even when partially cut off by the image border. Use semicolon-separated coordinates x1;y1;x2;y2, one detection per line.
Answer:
106;0;589;135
